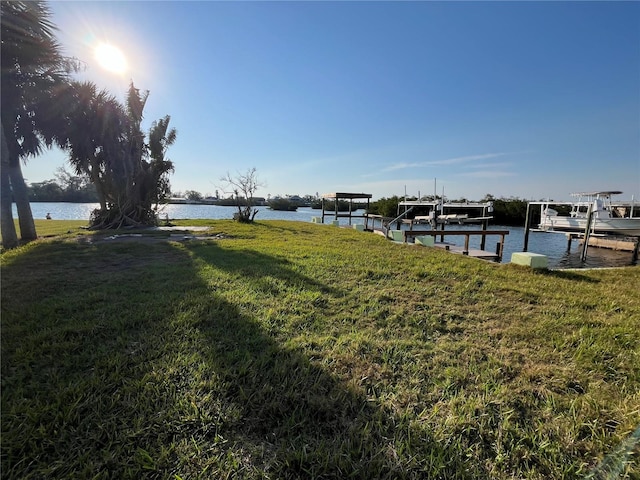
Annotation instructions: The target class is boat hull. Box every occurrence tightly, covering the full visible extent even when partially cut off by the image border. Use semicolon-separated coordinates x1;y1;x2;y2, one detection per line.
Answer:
539;216;640;236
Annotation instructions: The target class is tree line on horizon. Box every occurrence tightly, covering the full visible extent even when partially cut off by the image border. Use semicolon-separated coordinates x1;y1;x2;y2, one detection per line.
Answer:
21;175;539;225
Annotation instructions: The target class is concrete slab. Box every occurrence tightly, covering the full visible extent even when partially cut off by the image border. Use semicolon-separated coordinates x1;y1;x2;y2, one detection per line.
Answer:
149;226;210;232
388;230;404;242
511;252;548;269
415;235;435;247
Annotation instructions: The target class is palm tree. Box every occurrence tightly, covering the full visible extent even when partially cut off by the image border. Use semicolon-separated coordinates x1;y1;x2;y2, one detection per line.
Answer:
0;125;17;248
146;115;177;209
93;84;176;228
58;82;176;229
117;86;176;227
55;81;127;211
1;0;71;247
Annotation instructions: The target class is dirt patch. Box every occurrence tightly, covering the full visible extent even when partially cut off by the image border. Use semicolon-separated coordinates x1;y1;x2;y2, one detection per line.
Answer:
77;230;233;245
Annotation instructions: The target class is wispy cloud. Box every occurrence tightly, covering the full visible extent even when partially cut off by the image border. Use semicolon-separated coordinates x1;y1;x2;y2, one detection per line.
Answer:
382;152;509;172
466;162;513;169
459;170;516;178
382;162;423;172
427;153;509;166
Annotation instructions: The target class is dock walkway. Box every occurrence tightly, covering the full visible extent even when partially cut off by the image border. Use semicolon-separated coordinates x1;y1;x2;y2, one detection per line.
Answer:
345;213;509;262
401;229;509;261
431;242;501;261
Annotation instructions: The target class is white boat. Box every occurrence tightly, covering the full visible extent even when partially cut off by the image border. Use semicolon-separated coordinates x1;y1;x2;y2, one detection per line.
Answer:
537;191;640;236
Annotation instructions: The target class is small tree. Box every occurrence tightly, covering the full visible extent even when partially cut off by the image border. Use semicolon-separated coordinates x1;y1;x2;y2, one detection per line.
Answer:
219;168;264;222
184;190;203;202
368;195;401;218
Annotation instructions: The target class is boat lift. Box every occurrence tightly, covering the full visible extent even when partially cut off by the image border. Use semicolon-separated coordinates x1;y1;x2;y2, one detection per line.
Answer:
523;193;640;262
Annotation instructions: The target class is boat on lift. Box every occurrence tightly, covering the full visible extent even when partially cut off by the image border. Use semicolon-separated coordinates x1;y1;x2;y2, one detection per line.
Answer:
537;191;640;236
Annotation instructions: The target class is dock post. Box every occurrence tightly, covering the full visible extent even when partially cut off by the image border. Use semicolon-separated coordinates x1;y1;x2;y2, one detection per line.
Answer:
566;234;573;252
366;196;371;224
463;234;470;255
498;233;506;261
580;203;594;262
523;203;532;252
633;238;640;263
480;219;488;251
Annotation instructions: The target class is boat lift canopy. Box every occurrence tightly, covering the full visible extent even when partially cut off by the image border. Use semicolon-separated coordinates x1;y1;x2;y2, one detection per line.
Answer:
320;192;372;225
397;200;493;209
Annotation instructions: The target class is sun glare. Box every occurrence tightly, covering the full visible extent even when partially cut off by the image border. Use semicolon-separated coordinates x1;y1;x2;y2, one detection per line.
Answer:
94;43;127;74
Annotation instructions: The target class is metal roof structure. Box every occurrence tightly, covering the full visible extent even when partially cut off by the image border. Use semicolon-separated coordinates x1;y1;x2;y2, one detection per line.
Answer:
321;192;373;200
319;192;372;225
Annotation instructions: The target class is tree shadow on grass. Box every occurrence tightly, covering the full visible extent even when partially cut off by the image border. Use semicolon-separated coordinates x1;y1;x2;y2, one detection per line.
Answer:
536;268;602;283
183;241;475;479
1;239;476;479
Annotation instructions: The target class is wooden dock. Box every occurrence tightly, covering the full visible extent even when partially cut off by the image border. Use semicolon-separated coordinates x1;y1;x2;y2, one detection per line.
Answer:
577;235;639;252
401;229;509;261
364;214;392;232
359;213;510;262
431;242;502;260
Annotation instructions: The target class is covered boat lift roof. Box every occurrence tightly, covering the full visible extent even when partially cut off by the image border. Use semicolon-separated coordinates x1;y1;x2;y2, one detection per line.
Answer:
320;192;372;225
397;200;493;209
322;192;373;200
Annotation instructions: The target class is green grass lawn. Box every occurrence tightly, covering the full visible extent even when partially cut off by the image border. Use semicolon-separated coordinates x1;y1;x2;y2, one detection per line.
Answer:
2;220;639;479
2;219;91;240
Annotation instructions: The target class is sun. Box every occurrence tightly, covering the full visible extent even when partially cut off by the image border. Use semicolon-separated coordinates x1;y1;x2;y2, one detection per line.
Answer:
94;43;127;74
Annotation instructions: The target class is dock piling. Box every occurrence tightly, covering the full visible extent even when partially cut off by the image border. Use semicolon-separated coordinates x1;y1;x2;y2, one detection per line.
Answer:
580;203;594;262
480;218;488;250
523;202;532;252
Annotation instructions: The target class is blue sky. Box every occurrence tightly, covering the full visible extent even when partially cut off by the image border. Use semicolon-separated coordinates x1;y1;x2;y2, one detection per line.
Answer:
23;1;640;202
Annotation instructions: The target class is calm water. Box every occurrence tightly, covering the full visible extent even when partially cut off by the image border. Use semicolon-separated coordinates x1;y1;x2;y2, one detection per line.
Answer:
16;202;638;269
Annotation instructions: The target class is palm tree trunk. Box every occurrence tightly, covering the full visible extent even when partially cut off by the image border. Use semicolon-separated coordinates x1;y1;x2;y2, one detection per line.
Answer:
1;123;19;248
8;160;37;241
89;158;107;210
0;168;18;248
